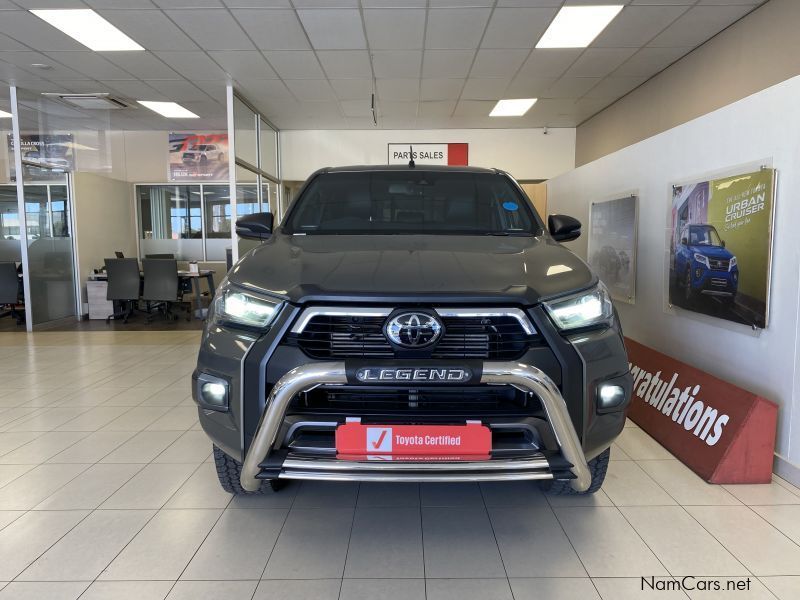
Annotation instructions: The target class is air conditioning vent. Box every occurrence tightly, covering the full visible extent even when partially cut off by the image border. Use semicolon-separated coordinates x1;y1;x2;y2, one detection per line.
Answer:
46;93;131;110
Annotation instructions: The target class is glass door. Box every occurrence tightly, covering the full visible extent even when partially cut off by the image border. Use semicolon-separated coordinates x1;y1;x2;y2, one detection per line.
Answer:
23;173;78;325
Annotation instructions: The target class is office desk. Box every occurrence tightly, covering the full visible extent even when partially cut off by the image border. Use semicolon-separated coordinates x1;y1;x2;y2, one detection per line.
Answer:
89;270;216;320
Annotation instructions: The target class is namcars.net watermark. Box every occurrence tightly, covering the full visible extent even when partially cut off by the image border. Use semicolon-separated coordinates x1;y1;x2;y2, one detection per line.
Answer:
642;576;752;592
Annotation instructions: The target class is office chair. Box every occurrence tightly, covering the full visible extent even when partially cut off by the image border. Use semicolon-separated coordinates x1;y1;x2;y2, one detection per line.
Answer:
105;258;142;324
0;262;24;325
145;253;175;259
142;259;187;322
114;251;125;259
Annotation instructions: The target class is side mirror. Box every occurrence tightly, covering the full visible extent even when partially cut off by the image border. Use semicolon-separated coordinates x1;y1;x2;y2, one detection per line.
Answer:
721;240;726;248
548;214;581;242
236;212;273;241
681;237;688;246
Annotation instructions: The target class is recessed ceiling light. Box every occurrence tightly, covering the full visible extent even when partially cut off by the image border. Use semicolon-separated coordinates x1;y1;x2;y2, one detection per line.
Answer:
138;101;200;119
0;109;11;119
30;63;53;70
30;9;144;51
489;98;537;117
536;5;624;49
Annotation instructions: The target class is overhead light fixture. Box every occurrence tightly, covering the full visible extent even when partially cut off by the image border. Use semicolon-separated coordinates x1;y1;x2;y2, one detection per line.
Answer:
490;98;537;117
536;5;624;48
0;109;11;119
30;9;144;51
138;101;199;119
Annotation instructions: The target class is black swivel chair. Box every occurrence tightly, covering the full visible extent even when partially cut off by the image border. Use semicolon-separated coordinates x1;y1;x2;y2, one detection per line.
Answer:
142;259;186;322
0;262;24;325
145;253;175;259
104;258;142;324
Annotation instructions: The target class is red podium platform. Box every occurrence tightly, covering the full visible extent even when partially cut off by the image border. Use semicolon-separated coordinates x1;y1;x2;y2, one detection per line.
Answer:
625;338;778;484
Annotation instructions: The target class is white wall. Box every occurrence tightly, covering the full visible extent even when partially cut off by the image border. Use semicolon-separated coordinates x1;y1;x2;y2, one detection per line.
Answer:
547;75;800;479
280;128;576;182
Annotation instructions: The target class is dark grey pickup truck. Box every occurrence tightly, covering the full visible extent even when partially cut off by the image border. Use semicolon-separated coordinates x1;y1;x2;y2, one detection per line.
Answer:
193;165;631;496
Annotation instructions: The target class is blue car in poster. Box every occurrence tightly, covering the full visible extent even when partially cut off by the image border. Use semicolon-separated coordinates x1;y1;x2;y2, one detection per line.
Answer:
674;224;738;303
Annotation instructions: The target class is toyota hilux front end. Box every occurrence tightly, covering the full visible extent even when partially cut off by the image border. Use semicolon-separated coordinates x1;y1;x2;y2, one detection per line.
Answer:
194;166;632;496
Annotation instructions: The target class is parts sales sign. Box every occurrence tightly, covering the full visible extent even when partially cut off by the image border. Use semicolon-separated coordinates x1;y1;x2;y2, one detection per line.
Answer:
626;338;777;483
388;143;468;166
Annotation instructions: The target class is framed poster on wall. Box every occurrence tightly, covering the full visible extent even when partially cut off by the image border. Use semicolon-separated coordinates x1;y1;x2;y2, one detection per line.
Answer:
668;167;776;329
587;195;638;304
7;133;74;181
168;132;228;181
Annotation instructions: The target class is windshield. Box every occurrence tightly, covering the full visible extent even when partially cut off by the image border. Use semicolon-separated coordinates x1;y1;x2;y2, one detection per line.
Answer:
689;225;722;246
284;171;540;235
191;145;212;151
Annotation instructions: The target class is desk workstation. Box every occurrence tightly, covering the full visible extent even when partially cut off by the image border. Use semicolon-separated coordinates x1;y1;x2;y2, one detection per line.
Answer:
87;254;217;323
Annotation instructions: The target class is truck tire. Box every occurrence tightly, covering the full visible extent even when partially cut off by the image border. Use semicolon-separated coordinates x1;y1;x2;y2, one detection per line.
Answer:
543;447;610;496
213;445;283;494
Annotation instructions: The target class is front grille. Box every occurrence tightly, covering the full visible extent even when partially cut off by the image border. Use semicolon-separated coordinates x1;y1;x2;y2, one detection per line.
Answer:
710;277;729;287
286;314;538;360
291;385;539;416
709;258;730;271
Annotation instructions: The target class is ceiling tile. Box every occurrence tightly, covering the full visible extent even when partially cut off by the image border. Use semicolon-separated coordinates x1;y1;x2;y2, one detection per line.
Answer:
504;75;556;97
0;11;88;52
102;51;180;79
154;0;223;7
230;10;310;50
263;51;324;79
377;100;418;117
237;79;295;101
85;0;158;7
418;100;456;117
317;50;372;79
165;9;254;50
630;0;698;4
97;9;200;51
284;79;336;101
155;52;227;80
544;77;601;99
0;51;88;81
363;0;426;6
461;78;511;100
0;32;26;52
371;50;422;78
222;0;291;5
497;0;562;5
364;9;425;50
517;48;582;78
422;50;475;78
481;8;558;49
564;48;638;78
426;9;491;49
583;76;647;102
592;6;689;48
42;52;135;80
615;46;691;77
649;5;755;48
376;78;420;101
431;0;493;6
420;78;464;101
208;51;278;79
329;78;373;100
339;98;371;117
145;79;213;102
293;0;358;6
297;9;366;50
470;49;529;78
453;99;494;116
100;79;163;100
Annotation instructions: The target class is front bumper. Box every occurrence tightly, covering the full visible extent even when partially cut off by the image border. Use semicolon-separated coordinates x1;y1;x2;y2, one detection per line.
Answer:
239;360;592;493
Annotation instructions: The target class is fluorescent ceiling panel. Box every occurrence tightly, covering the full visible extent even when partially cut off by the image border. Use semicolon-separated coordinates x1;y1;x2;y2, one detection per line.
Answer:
138;101;199;119
30;9;144;51
489;98;537;117
0;109;11;119
536;6;624;49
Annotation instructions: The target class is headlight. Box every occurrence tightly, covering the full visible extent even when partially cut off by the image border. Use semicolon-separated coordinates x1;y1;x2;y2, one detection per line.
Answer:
544;283;614;331
693;253;710;269
729;256;737;271
213;287;282;329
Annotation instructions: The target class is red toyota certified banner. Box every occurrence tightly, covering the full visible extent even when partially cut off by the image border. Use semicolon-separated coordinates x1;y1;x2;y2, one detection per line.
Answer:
336;422;490;456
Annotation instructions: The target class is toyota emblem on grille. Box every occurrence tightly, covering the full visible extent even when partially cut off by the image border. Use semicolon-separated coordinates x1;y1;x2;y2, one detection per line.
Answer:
385;312;443;348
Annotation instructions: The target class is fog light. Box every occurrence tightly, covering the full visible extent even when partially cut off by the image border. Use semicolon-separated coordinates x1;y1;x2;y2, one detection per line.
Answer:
196;373;229;411
598;384;625;410
695;269;702;279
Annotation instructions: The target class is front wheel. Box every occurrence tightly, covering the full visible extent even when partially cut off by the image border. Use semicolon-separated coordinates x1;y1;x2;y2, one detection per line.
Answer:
213;445;283;494
541;447;610;496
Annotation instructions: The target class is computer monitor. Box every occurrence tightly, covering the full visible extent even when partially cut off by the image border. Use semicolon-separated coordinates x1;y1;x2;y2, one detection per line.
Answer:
114;251;125;259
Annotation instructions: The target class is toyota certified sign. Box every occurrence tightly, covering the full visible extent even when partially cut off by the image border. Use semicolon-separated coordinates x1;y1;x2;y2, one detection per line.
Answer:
388;143;468;166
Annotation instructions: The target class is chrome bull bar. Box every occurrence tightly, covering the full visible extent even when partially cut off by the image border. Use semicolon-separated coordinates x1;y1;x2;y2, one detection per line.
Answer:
240;361;591;492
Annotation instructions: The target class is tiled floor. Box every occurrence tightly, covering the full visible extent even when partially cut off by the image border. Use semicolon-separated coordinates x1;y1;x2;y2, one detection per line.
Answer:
0;331;799;600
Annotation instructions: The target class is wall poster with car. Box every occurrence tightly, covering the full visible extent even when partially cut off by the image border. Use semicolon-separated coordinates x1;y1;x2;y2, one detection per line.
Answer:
6;133;74;181
668;167;776;329
168;132;228;182
587;195;638;304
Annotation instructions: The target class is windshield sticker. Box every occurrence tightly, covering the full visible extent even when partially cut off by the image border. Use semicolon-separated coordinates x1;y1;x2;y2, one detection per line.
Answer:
502;201;519;211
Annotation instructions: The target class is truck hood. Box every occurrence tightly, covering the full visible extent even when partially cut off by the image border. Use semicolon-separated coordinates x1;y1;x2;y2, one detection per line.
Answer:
689;245;734;259
228;233;596;305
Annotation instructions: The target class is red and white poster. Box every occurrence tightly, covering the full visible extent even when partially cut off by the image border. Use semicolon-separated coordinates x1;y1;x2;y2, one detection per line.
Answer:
387;143;468;166
169;132;228;181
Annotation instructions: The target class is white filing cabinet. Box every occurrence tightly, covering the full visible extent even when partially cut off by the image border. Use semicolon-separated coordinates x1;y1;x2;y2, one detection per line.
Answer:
87;279;114;320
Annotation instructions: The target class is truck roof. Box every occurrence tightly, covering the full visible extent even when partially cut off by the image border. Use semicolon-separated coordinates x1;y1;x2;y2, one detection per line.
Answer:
321;164;500;175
